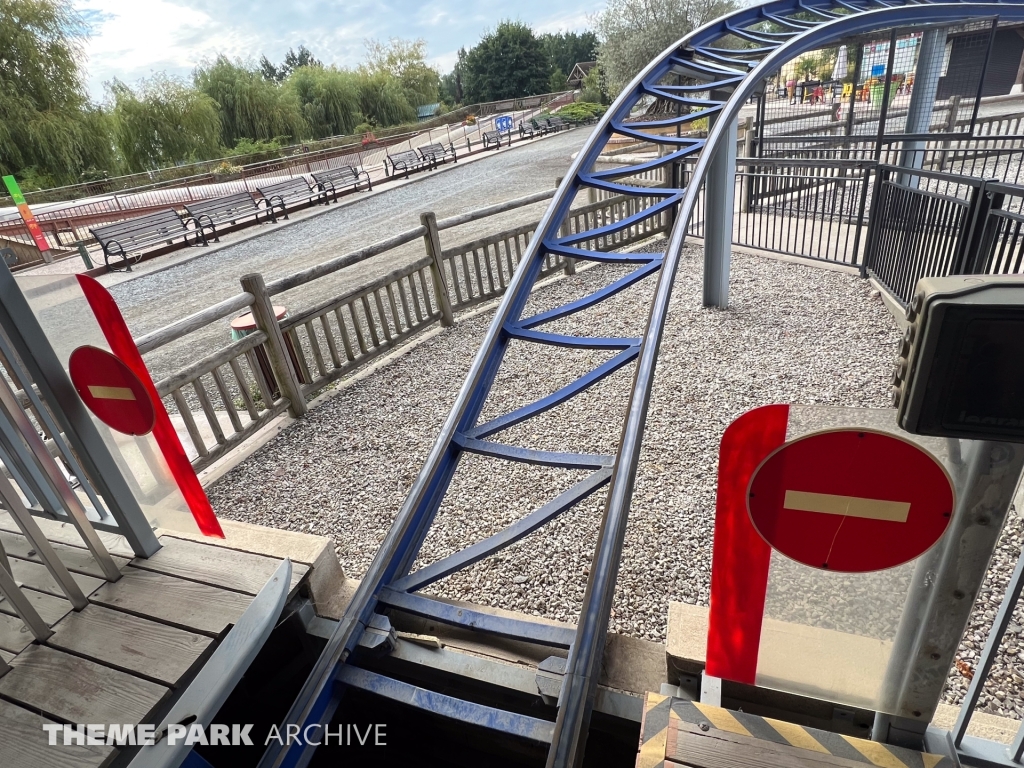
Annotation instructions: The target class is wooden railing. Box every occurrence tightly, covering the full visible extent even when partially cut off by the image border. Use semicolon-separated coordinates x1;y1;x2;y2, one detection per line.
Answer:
135;186;669;472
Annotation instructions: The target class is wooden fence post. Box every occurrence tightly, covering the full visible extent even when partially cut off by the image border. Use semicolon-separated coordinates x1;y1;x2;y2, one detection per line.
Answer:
239;273;308;418
419;212;456;327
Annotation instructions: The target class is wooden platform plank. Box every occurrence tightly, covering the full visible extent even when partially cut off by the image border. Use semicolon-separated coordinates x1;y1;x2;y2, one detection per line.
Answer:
48;604;213;686
0;645;168;725
0;530;130;579
0;511;136;558
0;612;35;654
9;558;104;599
89;565;251;636
0;588;73;625
0;698;114;768
1;648;13;663
130;536;308;596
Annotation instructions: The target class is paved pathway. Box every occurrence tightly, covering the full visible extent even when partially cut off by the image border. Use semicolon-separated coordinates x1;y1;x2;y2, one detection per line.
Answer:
22;130;590;383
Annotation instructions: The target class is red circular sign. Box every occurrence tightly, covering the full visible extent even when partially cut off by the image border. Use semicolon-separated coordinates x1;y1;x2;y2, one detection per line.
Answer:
747;429;954;572
69;346;155;436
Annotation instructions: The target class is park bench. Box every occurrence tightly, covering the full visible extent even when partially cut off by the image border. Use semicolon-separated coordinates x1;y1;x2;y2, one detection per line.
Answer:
184;191;269;241
519;121;537;139
530;118;552;135
418;142;457;167
255;177;327;220
312;165;373;200
545;116;570;132
482;130;508;150
90;208;205;272
385;149;431;178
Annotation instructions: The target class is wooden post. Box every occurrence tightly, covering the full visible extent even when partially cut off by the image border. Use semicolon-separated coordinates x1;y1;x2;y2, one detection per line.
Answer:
419;213;455;327
239;273;308;417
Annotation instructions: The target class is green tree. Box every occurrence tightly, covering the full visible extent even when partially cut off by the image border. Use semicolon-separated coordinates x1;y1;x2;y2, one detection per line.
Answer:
108;75;221;172
594;0;739;95
363;38;440;108
440;48;467;105
0;0;115;186
355;70;417;127
462;21;551;102
194;56;307;146
580;65;604;104
548;67;567;94
539;31;598;77
286;66;361;138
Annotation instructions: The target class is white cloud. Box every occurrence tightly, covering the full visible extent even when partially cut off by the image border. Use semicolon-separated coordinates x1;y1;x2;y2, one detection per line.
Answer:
76;0;262;98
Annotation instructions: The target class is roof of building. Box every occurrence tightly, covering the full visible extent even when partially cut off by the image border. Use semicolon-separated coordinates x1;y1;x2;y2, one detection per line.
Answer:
416;103;441;119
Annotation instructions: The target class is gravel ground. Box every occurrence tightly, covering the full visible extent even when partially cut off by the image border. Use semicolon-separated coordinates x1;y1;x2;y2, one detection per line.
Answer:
207;236;1024;719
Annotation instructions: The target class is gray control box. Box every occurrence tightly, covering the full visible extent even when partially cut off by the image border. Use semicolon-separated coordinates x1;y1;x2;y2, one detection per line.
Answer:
892;275;1024;442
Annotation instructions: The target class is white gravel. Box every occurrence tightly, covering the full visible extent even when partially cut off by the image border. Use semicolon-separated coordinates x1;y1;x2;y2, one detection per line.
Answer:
206;239;1024;718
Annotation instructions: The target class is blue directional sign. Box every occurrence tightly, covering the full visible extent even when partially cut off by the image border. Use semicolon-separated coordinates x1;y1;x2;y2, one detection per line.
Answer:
495;115;513;133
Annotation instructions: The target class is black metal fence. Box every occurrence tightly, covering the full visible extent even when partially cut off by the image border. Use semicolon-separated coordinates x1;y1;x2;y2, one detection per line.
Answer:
864;165;1024;304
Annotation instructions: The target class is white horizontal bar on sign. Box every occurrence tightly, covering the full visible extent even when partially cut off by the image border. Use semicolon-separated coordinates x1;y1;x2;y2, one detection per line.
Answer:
783;490;910;523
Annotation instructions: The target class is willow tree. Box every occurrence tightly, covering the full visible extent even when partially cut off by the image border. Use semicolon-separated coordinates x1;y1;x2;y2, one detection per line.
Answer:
194;56;307;146
355;71;417;127
0;0;114;186
364;38;441;109
286;66;361;138
108;76;221;172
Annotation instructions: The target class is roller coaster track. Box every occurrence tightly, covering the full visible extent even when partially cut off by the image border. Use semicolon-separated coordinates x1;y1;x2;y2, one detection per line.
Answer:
261;3;1024;766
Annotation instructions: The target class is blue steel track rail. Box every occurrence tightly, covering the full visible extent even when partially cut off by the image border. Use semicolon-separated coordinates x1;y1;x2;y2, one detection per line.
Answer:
259;3;1024;767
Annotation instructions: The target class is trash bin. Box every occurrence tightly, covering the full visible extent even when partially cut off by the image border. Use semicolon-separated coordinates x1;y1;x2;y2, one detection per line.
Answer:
230;305;306;400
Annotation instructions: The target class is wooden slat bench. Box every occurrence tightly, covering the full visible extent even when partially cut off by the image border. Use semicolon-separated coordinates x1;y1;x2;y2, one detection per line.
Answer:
385;149;432;179
184;191;269;241
418;142;457;167
90;209;205;272
482;130;508;150
545;116;570;132
312;165;373;200
255;177;327;221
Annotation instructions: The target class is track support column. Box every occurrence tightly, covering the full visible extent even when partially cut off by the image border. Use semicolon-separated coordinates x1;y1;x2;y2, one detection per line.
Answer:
899;27;947;184
704;90;737;309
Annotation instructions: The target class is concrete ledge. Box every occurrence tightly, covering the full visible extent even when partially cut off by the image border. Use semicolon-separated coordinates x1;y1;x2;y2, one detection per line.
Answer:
161;518;345;619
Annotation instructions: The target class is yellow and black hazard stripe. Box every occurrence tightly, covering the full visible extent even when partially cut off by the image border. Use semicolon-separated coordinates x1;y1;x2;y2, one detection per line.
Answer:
637;693;953;768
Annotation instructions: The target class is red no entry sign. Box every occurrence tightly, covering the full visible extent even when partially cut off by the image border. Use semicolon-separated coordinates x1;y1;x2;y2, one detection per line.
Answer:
747;429;954;572
69;345;155;436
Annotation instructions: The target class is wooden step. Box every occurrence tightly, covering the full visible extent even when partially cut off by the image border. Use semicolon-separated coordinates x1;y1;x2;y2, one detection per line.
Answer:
130;535;308;596
0;644;168;725
0;698;113;768
48;604;213;686
0;529;130;579
89;565;251;637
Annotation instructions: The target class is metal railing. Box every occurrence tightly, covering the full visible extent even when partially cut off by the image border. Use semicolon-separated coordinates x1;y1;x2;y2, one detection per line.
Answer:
864;167;1024;305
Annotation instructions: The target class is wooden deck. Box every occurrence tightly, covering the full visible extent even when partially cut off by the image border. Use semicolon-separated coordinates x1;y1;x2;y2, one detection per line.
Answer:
0;513;309;768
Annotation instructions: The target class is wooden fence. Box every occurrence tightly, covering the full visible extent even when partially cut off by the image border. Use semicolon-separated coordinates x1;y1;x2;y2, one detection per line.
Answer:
134;187;669;473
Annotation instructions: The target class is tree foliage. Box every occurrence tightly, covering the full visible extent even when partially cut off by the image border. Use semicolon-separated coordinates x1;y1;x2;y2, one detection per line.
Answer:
194;56;306;146
108;75;220;172
0;0;114;185
259;45;320;83
539;31;598;76
363;38;440;107
286;66;360;138
462;21;551;103
594;0;739;95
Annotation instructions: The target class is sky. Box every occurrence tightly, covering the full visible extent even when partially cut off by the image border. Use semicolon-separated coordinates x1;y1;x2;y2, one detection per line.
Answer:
74;0;594;102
